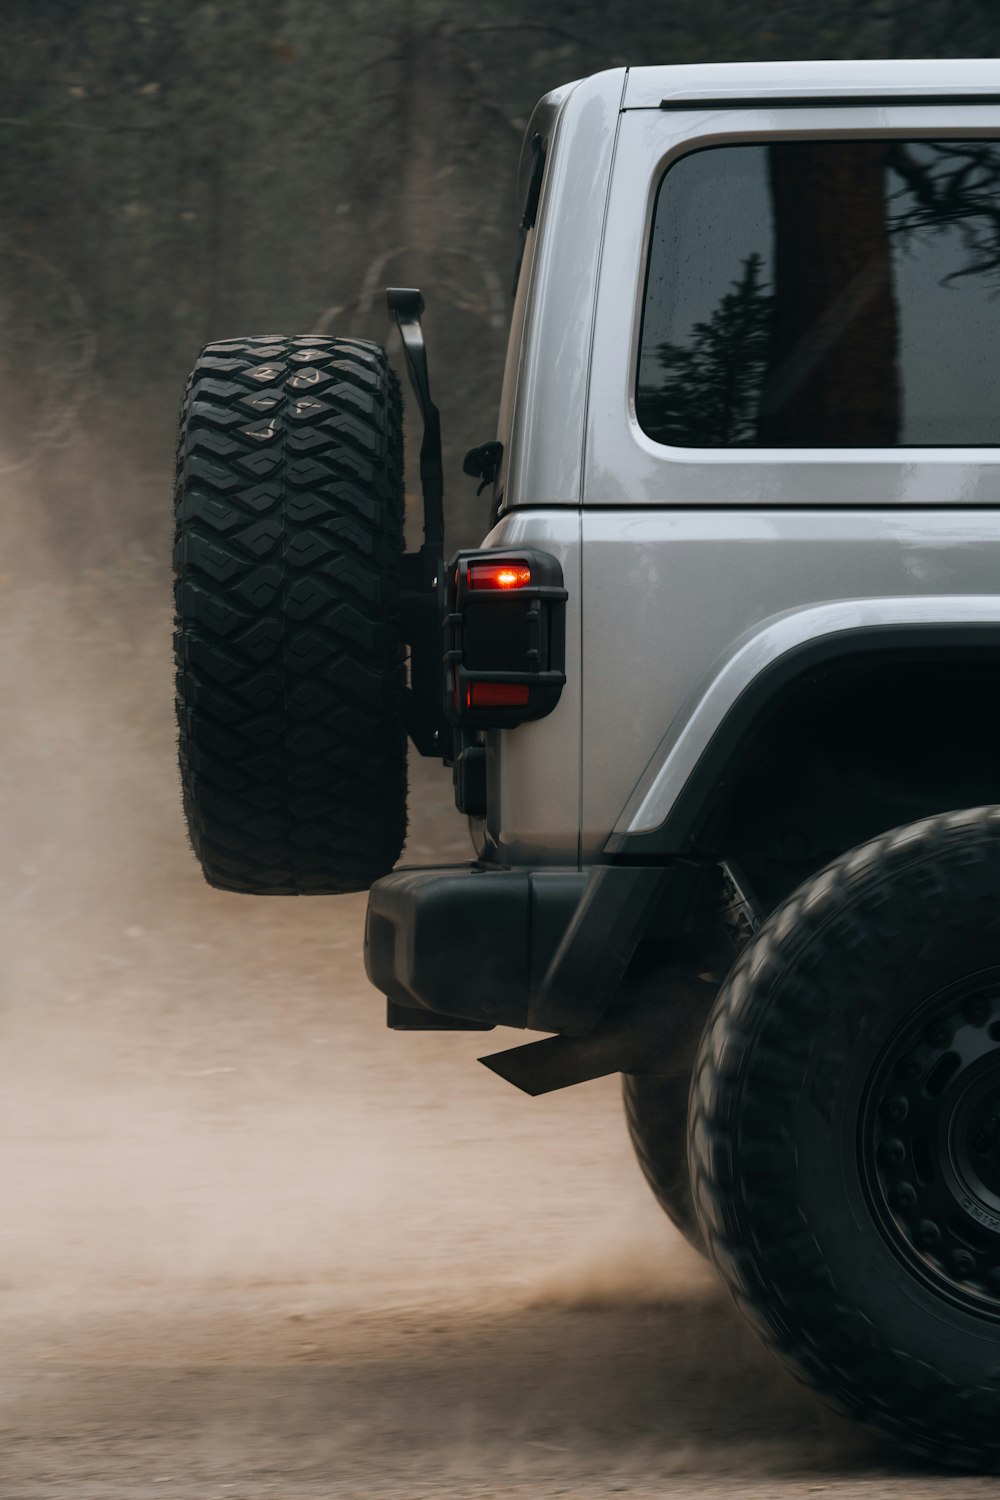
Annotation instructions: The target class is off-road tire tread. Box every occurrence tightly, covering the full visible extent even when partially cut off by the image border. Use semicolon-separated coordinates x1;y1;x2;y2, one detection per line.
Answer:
690;806;1000;1469
174;335;406;894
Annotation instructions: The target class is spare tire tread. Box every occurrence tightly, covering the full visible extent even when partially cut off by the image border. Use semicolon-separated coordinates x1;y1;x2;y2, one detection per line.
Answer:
174;335;406;894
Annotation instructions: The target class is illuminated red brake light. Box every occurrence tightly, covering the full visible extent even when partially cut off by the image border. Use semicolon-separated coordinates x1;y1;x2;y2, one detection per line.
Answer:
468;562;531;591
468;681;530;709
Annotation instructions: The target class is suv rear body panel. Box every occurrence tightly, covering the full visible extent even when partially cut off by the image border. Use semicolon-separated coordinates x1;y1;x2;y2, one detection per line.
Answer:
489;64;1000;864
481;509;582;866
483;508;1000;866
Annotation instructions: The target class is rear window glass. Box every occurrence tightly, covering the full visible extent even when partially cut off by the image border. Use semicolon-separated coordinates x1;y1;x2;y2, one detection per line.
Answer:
636;140;1000;448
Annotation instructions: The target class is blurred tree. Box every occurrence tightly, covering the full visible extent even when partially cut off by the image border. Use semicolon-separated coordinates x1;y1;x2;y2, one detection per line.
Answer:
2;0;1000;551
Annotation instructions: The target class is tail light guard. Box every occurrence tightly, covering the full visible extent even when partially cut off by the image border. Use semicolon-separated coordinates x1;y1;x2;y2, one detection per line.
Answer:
444;548;567;729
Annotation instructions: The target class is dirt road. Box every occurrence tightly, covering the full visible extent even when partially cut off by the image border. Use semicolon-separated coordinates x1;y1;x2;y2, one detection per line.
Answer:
0;559;990;1498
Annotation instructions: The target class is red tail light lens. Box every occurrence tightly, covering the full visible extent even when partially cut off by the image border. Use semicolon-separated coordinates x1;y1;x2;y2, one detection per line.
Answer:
468;562;531;591
467;681;530;709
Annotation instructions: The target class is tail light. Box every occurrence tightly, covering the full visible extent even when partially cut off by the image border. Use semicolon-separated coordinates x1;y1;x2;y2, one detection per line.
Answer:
468;562;533;591
444;549;567;728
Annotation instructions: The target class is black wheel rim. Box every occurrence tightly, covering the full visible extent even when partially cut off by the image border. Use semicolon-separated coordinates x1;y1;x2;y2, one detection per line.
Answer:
861;968;1000;1316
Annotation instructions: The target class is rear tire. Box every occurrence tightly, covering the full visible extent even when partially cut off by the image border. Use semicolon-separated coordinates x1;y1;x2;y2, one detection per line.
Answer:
691;809;1000;1469
624;1071;705;1252
174;335;406;894
623;966;718;1255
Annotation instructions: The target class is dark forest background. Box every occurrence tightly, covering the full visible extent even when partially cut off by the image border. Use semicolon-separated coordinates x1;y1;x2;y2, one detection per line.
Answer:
4;0;1000;557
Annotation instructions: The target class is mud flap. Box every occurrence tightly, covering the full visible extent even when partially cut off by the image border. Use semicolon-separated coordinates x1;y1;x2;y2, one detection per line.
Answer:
480;971;716;1096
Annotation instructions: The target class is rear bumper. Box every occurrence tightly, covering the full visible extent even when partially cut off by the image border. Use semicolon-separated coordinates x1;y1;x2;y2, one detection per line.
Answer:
364;860;704;1034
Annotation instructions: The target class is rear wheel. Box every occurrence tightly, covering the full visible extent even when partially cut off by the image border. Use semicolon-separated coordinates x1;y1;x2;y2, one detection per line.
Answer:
691;809;1000;1468
174;335;406;894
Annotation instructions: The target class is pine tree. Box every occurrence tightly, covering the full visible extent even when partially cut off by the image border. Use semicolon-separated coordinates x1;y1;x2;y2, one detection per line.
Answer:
638;253;773;446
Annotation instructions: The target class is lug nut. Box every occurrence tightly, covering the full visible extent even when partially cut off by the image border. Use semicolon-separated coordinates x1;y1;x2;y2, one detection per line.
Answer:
878;1137;906;1168
926;1021;953;1047
897;1055;923;1082
951;1249;976;1278
892;1181;917;1209
964;998;990;1026
882;1094;909;1123
917;1219;941;1249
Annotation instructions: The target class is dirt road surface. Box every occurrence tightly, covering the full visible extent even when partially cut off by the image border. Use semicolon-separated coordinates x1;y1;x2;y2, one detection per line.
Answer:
0;549;992;1498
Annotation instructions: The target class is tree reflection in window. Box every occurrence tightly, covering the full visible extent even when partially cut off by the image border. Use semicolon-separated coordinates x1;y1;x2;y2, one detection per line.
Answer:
642;253;772;446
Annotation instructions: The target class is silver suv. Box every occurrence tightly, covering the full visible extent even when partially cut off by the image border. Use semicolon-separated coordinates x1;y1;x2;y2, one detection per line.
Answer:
174;60;1000;1468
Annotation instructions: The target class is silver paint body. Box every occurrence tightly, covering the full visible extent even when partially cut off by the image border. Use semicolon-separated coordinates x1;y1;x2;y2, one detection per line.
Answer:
485;61;1000;868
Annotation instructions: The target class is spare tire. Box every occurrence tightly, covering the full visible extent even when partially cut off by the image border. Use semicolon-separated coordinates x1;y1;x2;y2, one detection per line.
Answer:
174;334;407;894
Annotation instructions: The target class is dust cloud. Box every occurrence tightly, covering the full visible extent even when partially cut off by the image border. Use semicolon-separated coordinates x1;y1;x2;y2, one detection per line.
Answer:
0;474;908;1496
